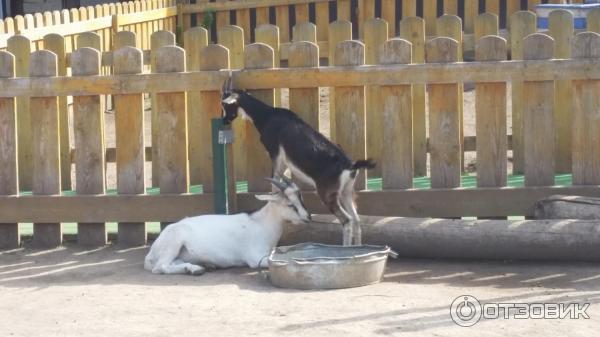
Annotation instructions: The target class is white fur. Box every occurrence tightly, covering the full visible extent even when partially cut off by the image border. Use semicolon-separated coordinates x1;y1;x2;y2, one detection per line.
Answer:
144;189;309;275
238;106;252;121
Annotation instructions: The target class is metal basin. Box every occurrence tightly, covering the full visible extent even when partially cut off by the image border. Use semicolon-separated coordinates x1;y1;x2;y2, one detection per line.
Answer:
268;243;397;290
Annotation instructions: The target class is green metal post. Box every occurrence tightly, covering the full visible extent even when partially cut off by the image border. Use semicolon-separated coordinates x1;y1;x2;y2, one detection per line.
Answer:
212;118;233;214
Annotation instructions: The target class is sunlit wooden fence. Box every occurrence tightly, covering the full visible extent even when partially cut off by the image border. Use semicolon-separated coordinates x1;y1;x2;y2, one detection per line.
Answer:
0;10;600;249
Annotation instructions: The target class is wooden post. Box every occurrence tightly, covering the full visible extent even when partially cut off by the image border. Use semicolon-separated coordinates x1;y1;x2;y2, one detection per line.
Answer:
334;41;367;190
437;15;464;172
293;22;317;43
523;33;555;187
506;0;520;29
475;36;507;187
358;0;375;38
423;0;437;36
7;36;32;192
155;45;189;229
215;0;230;33
289;41;320;132
382;0;396;36
589;9;600;33
364;18;388;178
255;7;269;26
328;20;352;142
236;8;251;43
475;13;499;41
114;30;137;49
295;3;309;24
218;25;245;182
184;27;209;185
276;5;290;43
197;44;230;193
426;37;461;188
244;43;275;192
43;34;71;192
30;50;62;247
485;0;500;17
380;39;413;189
255;24;280;106
337;0;351;22
0;51;19;249
400;17;426;177
549;10;574;173
71;47;106;246
444;0;458;15
150;30;176;187
510;11;537;174
315;2;329;42
572;32;600;185
464;0;479;35
77;31;102;49
113;46;146;246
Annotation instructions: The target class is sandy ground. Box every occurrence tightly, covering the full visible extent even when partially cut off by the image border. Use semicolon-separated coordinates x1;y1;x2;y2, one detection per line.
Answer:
1;245;599;337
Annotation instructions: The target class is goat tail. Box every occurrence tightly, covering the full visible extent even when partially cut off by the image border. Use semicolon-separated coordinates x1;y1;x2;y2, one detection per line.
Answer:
352;158;377;171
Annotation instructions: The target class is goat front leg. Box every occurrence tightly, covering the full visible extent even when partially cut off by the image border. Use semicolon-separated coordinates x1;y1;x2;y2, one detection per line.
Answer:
329;200;353;246
340;189;361;245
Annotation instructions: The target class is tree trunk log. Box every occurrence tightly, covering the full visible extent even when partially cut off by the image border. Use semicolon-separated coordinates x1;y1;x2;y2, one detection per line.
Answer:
535;195;600;220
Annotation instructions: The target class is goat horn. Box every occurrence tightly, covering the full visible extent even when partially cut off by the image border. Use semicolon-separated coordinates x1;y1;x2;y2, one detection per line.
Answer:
265;177;287;192
222;72;233;94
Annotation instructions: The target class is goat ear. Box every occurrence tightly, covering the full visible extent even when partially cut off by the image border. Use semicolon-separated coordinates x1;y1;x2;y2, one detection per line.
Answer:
255;193;279;202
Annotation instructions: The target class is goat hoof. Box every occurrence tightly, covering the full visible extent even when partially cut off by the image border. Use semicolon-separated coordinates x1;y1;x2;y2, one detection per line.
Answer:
187;266;206;276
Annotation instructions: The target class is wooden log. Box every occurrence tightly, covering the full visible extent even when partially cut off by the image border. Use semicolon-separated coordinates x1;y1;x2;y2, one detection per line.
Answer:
244;43;274;192
218;25;246;182
535;195;600;220
549;10;574;173
523;33;555;187
43;34;71;192
379;39;412;189
30;50;62;248
572;32;600;185
292;22;317;43
279;214;600;262
71;47;106;246
510;11;537;174
7;35;32;192
400;17;426;177
184;27;208;186
328;20;352;143
334;40;367;190
426;37;461;188
113;46;146;246
196;44;230;193
476;36;507;187
255;24;281;106
0;51;19;249
150;30;175;188
363;18;388;178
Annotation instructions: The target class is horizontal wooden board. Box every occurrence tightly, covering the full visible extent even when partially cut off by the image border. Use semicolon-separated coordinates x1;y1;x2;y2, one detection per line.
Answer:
182;0;333;14
1;59;599;97
115;6;177;26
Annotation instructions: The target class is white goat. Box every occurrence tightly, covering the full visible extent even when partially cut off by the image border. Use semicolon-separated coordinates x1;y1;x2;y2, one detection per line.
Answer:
144;178;310;275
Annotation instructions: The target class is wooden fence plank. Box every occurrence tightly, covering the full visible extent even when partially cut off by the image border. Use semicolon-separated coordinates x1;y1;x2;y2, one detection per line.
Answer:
549;9;574;173
506;0;520;29
255;7;269;26
236;8;251;42
276;5;291;43
328;20;352;143
364;18;388;177
77;31;101;50
382;0;396;36
475;12;499;41
400;17;426;177
572;32;600;185
184;27;209;185
437;15;464;171
315;2;330;41
337;0;351;22
289;41;319;132
293;22;317;43
0;51;19;249
197;44;230;192
245;43;275;192
358;0;375;38
379;38;412;189
589;9;600;33
255;24;281;106
295;3;309;24
485;0;500;18
113;46;146;246
43;34;71;192
510;11;537;175
215;0;230;32
150;30;176;188
30;50;62;247
523;33;555;187
528;0;541;12
443;0;458;15
155;46;189;229
426;37;461;188
476;36;507;187
114;30;137;49
218;25;246;182
464;0;478;35
334;40;367;190
71;47;106;246
423;0;437;36
7;36;32;192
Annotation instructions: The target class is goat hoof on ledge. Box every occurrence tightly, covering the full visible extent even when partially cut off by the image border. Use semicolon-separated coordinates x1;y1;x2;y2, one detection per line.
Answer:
187;266;206;276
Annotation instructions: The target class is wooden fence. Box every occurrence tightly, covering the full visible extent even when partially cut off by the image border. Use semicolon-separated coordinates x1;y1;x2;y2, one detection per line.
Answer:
0;12;600;248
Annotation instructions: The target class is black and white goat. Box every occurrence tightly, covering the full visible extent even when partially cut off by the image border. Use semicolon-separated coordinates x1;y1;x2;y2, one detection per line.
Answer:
144;178;309;275
221;78;375;246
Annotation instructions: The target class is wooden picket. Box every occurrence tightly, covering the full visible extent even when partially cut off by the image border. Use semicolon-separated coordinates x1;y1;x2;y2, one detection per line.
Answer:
328;20;352;143
255;24;281;106
289;42;320;131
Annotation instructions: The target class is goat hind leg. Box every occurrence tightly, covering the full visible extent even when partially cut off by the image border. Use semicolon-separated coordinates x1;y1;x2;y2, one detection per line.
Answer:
340;185;362;245
330;201;353;246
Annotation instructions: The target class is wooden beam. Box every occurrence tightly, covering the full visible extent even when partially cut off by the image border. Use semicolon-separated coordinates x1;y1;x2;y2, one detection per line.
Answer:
1;59;599;97
182;0;334;14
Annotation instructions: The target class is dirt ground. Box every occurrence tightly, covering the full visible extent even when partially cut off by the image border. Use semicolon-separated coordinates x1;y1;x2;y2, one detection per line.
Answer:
1;244;599;337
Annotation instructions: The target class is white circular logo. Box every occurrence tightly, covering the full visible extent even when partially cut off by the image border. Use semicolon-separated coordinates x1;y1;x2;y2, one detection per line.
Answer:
450;295;482;327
